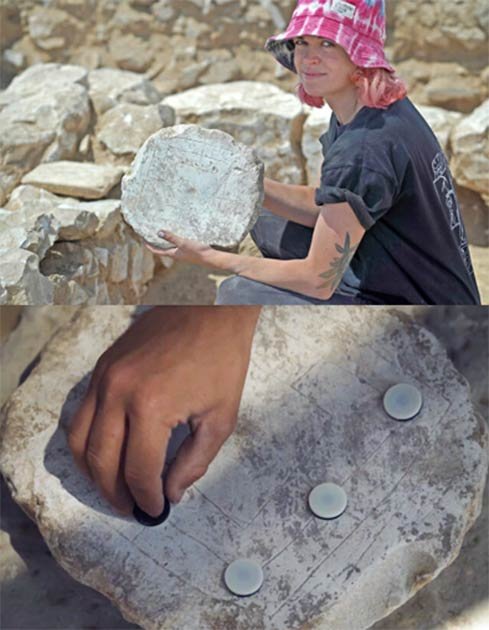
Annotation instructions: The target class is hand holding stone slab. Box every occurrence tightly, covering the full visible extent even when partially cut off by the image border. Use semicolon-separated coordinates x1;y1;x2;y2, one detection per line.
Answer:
121;124;264;249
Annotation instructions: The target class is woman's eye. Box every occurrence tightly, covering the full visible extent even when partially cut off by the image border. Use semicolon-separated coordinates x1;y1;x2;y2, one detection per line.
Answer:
322;40;333;47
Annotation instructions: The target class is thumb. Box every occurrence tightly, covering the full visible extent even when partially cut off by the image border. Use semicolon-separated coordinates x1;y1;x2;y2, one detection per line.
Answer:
165;411;235;503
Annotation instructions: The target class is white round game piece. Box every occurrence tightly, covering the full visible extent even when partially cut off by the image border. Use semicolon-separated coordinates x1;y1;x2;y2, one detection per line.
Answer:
383;383;423;421
308;482;347;520
224;559;264;597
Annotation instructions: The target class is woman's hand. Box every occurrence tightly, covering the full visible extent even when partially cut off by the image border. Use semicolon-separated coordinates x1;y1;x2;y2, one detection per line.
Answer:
145;230;213;266
68;306;261;517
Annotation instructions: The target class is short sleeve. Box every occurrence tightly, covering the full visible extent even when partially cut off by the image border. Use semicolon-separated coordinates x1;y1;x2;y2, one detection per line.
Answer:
314;164;399;230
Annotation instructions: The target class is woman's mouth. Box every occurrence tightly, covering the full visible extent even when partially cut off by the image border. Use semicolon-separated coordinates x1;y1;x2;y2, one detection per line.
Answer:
302;71;327;78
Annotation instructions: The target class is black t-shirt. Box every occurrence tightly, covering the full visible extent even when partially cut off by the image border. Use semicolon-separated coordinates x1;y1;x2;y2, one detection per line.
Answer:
314;96;481;305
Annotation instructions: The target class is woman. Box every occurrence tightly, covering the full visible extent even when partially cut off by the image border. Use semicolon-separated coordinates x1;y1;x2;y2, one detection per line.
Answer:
147;0;481;305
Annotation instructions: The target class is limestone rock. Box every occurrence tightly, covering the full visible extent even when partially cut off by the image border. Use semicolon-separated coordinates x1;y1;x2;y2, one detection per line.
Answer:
97;103;175;157
108;33;155;73
0;306;79;408
162;81;307;184
455;185;489;247
425;75;484;114
5;186;119;241
0;248;53;305
121;124;264;249
0;1;22;51
392;0;488;68
0;183;157;305
0;307;487;629
450;100;489;196
22;162;125;200
414;104;463;154
301;104;333;186
2;63;88;96
0;63;91;204
27;7;85;52
88;68;161;116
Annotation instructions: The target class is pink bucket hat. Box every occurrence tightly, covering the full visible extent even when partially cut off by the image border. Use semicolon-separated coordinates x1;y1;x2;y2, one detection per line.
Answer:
265;0;395;73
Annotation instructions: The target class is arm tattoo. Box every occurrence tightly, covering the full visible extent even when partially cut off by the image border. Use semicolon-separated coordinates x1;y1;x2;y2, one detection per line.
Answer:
317;232;358;291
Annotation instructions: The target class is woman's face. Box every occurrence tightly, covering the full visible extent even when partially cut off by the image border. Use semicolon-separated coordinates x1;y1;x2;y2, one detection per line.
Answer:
293;35;357;98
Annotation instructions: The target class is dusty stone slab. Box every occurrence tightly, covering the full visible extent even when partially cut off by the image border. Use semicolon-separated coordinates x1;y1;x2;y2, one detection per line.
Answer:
0;307;487;629
121;124;264;249
21;162;125;200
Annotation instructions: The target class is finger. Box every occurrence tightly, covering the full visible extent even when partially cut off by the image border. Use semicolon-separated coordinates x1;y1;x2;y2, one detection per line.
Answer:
124;410;173;518
157;230;181;245
86;401;134;515
144;243;178;257
68;385;99;482
165;410;235;504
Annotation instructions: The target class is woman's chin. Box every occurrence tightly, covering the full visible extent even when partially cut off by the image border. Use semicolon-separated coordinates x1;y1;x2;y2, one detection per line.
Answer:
302;84;327;98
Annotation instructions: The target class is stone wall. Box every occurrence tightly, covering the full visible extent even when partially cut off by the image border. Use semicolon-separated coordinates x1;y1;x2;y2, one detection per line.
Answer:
2;0;488;111
1;61;488;304
0;1;487;304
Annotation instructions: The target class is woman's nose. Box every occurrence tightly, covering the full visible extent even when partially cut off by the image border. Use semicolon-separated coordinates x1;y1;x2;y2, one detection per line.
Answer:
303;49;320;63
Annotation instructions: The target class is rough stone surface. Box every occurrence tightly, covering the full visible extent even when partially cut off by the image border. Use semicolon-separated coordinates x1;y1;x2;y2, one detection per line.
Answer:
0;306;79;408
22;161;125;200
450;99;489;196
301;104;333;186
121;124;264;249
0;307;487;629
88;68;162;116
162;82;306;185
97;103;175;158
0;185;156;305
392;0;488;69
414;105;463;155
0;63;91;204
0;248;53;305
4;1;487;115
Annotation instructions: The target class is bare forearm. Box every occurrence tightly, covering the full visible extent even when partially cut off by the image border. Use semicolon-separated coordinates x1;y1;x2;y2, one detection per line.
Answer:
263;177;321;227
205;249;327;299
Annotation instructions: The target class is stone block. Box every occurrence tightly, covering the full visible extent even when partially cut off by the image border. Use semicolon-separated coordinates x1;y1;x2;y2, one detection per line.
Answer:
88;68;161;116
0;64;91;199
22;162;124;200
97;103;175;157
0;307;487;629
0;248;53;305
121;124;264;249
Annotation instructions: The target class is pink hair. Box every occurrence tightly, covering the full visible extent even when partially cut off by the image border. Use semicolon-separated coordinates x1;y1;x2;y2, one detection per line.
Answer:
296;67;408;110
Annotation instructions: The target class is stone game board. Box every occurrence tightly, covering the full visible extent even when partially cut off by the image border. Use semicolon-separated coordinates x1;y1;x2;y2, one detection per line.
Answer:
121;125;264;249
0;307;487;630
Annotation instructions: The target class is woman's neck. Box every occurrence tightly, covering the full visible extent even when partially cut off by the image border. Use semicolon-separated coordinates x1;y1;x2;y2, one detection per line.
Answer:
326;93;364;126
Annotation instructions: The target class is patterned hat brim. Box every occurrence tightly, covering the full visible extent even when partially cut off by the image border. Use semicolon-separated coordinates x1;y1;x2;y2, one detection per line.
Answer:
265;18;395;74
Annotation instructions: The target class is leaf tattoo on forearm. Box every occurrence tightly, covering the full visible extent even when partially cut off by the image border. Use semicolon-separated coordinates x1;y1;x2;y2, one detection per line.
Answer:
317;232;358;291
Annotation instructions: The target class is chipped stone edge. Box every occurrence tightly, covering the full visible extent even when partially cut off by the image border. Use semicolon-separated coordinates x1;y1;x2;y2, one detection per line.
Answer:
120;124;264;250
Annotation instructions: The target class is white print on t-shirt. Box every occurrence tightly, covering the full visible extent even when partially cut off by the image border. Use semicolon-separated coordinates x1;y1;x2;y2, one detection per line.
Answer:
431;152;474;276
